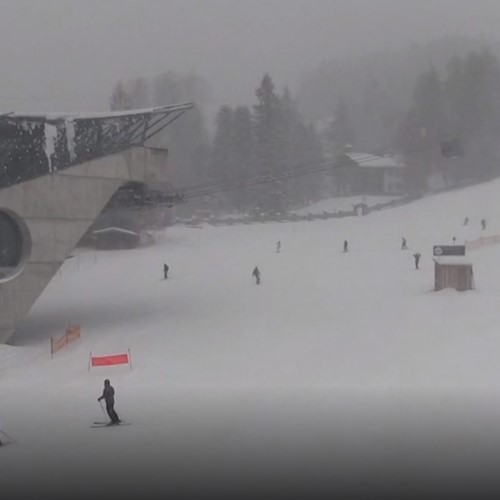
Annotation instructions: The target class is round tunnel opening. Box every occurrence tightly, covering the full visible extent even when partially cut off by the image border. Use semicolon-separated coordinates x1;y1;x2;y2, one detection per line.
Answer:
0;209;31;282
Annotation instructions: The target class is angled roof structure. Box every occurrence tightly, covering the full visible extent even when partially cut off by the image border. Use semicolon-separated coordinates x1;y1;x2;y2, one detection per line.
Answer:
0;103;194;190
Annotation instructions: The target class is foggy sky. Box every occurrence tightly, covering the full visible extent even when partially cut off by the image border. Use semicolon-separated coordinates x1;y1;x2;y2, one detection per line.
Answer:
1;0;500;114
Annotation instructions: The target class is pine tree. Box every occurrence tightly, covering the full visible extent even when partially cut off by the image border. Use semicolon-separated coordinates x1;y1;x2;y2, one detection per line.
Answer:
110;81;131;111
296;122;324;204
128;77;150;108
253;74;287;213
231;106;255;212
445;48;500;178
325;95;354;154
281;88;323;206
399;67;448;189
150;71;210;189
209;106;235;210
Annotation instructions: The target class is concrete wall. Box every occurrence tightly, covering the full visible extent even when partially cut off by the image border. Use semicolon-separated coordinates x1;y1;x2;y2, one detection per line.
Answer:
0;147;168;343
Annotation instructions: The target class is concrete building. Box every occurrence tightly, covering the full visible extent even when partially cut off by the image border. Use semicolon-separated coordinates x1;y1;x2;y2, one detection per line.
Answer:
0;104;193;343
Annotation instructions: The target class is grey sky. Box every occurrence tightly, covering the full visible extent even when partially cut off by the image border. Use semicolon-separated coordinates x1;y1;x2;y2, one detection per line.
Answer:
1;0;500;113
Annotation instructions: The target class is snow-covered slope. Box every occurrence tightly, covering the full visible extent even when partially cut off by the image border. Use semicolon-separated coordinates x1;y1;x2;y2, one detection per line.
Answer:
3;179;500;494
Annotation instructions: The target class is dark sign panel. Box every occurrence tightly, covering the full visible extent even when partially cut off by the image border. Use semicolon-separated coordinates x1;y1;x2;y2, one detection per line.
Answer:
433;245;466;256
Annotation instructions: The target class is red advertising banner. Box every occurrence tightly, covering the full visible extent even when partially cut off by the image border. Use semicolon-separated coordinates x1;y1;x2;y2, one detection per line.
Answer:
91;353;129;366
88;349;132;371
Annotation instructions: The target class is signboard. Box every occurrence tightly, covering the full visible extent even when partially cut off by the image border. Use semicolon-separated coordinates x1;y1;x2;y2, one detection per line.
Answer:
88;349;133;371
433;245;466;257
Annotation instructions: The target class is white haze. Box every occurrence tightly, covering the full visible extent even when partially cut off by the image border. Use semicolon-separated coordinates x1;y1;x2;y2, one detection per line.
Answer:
1;0;500;113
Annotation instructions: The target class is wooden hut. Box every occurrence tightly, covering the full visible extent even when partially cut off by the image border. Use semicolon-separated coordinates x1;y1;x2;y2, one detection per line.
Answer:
353;202;368;216
434;256;475;291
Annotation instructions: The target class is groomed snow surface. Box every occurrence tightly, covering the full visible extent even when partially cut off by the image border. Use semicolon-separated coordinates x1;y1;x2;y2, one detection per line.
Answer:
4;180;500;495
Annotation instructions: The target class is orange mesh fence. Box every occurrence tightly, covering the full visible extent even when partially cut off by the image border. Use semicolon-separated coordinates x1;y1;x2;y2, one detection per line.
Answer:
465;235;500;251
50;325;81;356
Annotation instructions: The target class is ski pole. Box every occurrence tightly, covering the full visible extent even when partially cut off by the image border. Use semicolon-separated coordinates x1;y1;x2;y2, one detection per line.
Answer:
99;400;107;418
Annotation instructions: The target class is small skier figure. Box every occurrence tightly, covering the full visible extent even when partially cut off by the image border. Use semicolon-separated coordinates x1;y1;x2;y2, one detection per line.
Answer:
452;236;456;244
343;240;348;253
276;240;281;253
413;252;421;270
481;218;486;230
252;266;261;285
401;237;407;250
98;379;121;425
163;263;169;280
463;217;469;226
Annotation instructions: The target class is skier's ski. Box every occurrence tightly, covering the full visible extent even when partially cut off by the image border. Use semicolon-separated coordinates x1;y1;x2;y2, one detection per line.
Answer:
91;422;131;428
93;420;131;424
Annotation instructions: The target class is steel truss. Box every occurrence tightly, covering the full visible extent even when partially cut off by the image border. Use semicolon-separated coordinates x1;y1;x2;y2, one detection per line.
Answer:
0;103;194;190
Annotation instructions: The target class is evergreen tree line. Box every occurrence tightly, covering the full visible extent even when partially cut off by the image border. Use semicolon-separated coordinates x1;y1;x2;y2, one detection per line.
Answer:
301;42;500;192
398;47;500;189
208;75;323;214
110;73;324;215
109;44;500;216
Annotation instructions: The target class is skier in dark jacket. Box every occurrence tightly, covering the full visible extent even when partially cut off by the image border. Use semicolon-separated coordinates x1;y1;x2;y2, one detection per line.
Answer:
252;266;261;285
343;240;348;253
401;237;407;250
413;252;421;270
163;263;169;280
98;379;121;425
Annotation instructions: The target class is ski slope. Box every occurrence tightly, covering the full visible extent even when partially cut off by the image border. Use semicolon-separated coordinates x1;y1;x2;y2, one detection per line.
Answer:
3;179;500;494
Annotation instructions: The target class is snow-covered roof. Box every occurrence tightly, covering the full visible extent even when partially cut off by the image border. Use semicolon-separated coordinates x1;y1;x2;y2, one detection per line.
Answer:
92;227;139;236
1;103;194;122
434;256;473;266
345;152;406;169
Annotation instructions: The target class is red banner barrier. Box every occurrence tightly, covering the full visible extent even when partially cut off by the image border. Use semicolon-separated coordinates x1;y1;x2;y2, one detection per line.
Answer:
88;349;132;371
91;353;129;366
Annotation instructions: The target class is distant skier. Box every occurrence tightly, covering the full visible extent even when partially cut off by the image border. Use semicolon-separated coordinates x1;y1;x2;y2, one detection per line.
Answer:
452;236;457;244
481;218;486;230
413;252;421;270
463;217;469;226
401;237;407;250
252;266;261;285
276;240;281;253
163;263;169;280
343;240;348;253
97;379;121;425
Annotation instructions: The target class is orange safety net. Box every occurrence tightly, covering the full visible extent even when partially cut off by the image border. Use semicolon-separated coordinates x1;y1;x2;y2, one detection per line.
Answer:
50;325;81;355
